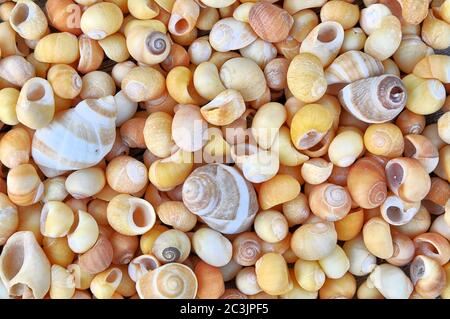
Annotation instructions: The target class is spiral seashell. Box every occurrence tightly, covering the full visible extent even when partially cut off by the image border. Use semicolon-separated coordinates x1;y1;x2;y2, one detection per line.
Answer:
325;51;384;85
182;164;258;234
380;194;421;226
0;231;51;299
367;264;413;299
232;232;262;267
413;55;450;84
309;183;352;222
126;26;171;66
136;263;198;299
168;0;200;37
31;96;117;174
209;17;257;52
200;89;246;126
338;74;407;124
152;229;191;264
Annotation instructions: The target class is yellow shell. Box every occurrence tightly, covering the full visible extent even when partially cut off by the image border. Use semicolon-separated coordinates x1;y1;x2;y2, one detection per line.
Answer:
209;17;257;52
413;55;450;84
193;61;226;100
200;89;246;126
34;32;80;64
403;74;446;115
168;0;200;37
422;9;450;50
80;2;124;40
126;26;171;66
143;112;176;158
9;0;48;41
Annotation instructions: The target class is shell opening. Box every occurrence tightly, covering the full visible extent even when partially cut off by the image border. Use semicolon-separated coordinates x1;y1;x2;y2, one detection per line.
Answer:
138;257;158;271
105;269;121;284
403;138;417;157
132;205;151;228
317;25;338;43
174;19;189;35
389;86;405;104
417;241;439;255
26;82;45;101
10;3;29;27
146;32;167;55
386;162;404;190
298;130;324;149
1;239;25;281
386;206;402;223
162;247;181;262
410;257;425;285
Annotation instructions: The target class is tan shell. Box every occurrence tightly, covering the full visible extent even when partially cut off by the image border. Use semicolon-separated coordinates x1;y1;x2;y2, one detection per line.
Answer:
200;89;246;126
182;164;259;234
209;17;257;52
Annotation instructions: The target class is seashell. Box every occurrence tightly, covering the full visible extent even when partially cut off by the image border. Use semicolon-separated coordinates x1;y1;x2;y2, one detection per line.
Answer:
168;0;200;37
171;27;198;46
67;210;99;254
200;0;236;8
410;255;446;299
364;15;402;61
438;112;450;144
341;27;367;53
105;156;147;194
403;134;439;174
65;167;106;199
235;266;261;296
413;233;450;266
0;193;18;246
396;109;426;135
290;103;334;150
202;127;233;164
128;0;160;20
318;245;350;279
363;217;394;259
273;126;309;167
172;105;208;152
166;66;205;105
255;253;292;296
291;221;337;260
0;231;50;299
287;53;327;103
182;164;258;234
247;2;293;43
219;260;242;282
152;229;191;264
232;232;263;266
300;21;345;67
80;2;123;40
126;26;171;66
109;232;138;265
107;194;156;236
47;64;82;100
90;267;122;299
50;265;76;299
42;236;74;269
79;71;114;99
364;123;404;157
421;124;444;159
34;32;80;64
0;21;29;58
98;33;130;63
209;17;257;52
196;6;220;31
7;164;44;207
46;0;82;35
192;227;232;267
385;158;431;203
423;177;450;216
31;96;117;173
200;89;246;126
188;36;212;65
282;193;310;227
258;175;300;211
254;210;289;243
320;0;360;30
128;254;160;282
0;127;31;169
78;234;114;275
394;205;431;239
0;55;35;88
294;259;325;292
195;260;225;299
16;77;55;130
264;58;289;91
385;232;415;267
220;57;267;102
434;145;450;182
0;88;20;125
319;272;356;299
136;263;198;299
232;2;253;23
240;39;277;68
119;117;146;149
338;74;407;123
144;112;175;159
393;35;433;74
413;54;450;84
251;102;286;150
334;208;364;239
9;0;48;41
77;35;104;74
309;183;352;222
422;9;450;50
283;0;327;15
193;61;226;100
380;194;421;226
380;0;429;25
431;214;450;242
403;74;446;115
328;130;364;168
367;264;413;299
40;201;74;238
274;36;301;60
289;10;318;44
156;201;197;232
325;51;384;85
342;235;377;277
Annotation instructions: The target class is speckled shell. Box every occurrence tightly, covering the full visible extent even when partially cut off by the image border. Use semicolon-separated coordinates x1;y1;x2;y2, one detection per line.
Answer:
182;164;259;234
325;51;384;85
31;96;117;174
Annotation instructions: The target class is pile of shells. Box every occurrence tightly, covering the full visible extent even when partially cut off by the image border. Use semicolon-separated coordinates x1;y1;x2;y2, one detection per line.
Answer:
0;0;449;300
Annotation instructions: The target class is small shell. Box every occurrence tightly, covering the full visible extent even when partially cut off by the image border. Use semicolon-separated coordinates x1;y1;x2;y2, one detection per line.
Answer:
386;232;415;266
319;272;356;299
320;0;360;30
290;103;334;150
430;214;450;241
395;109;426;135
233;3;254;23
43;236;74;268
166;66;205;105
363;217;394;259
283;0;327;15
342;235;377;276
364;15;402;61
195;261;225;299
219;260;242;282
309;183;352;222
77;35;104;74
128;255;160;282
318;245;350;279
0;127;31;169
291;221;337;260
67;210;99;254
385;158;431;203
50;265;76;299
16;77;55;129
46;0;82;35
0;21;29;58
413;54;450;84
403;134;439;174
300;21;345;67
294;259;325;292
380;0;429;25
209;17;257;52
201;89;246;126
90;267;122;299
98;33;129;63
393;35;433;74
255;253;292;296
240;39;277;68
152;229;191;264
0;88;20;125
168;0;200;37
380;194;421;226
172;105;208;152
40;201;74;238
128;0;159;19
367;264;413;299
325;51;384;85
403;74;445;115
192;61;226;100
0;231;51;299
422;9;450;50
126;26;171;66
251;102;286;150
47;64;82;100
264;58;289;91
220;57;267;102
107;194;156;236
122;66;165;103
80;2;123;40
273;126;309;167
9;0;48;40
0;193;18;246
300;159;333;185
394;205;431;239
235;267;261;296
136;263;198;299
438;112;450;144
109;232;138;265
341;28;367;53
338;75;407;123
0;55;35;88
410;255;446;299
274;36;301;60
65;167;105;199
7;164;44;207
34;32;80;64
364;123;404;157
254;210;289;243
197;6;220;30
282;194;310;227
248;2;293;43
422;177;450;215
232;232;263;266
413;233;450;265
188;36;212;65
106;156;147;194
287;53;327;103
78;234;114;275
328;130;364;167
192;227;232;267
156;201;197;232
